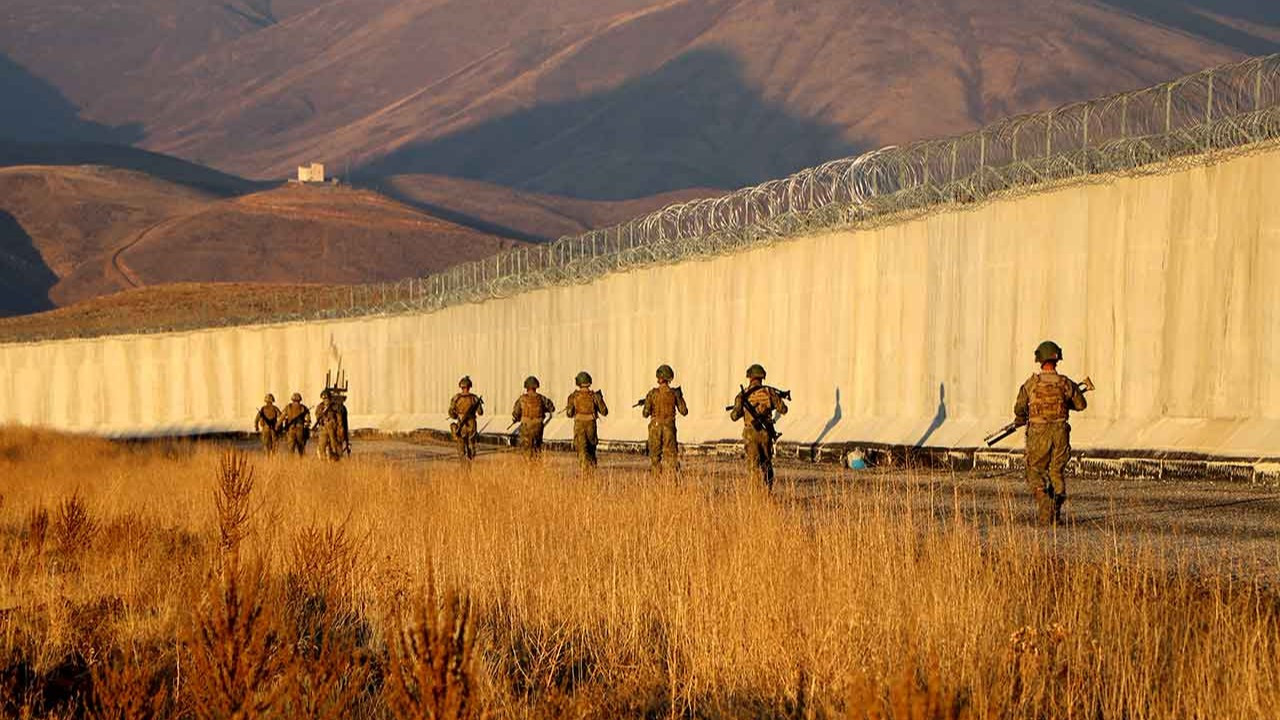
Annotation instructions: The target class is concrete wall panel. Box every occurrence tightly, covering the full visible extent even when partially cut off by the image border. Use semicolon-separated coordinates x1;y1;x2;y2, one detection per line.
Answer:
3;150;1280;456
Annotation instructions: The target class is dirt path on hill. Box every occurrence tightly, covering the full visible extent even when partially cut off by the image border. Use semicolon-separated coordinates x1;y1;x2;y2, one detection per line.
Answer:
108;218;174;288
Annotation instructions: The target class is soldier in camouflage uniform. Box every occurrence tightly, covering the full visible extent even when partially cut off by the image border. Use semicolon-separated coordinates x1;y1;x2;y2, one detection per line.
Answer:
254;394;281;453
279;392;311;457
448;376;484;461
565;371;608;470
313;389;351;462
642;365;687;476
511;376;555;458
729;364;789;490
1014;341;1088;525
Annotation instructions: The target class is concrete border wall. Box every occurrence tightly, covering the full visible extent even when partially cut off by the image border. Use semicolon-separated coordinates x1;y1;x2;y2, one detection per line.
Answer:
3;149;1279;459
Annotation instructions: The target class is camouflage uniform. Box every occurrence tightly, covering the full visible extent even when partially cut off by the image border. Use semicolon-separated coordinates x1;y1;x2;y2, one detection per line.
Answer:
279;393;311;457
1014;344;1088;524
449;378;484;461
729;367;789;490
512;378;555;458
313;393;350;462
643;366;687;475
565;372;609;469
254;395;281;453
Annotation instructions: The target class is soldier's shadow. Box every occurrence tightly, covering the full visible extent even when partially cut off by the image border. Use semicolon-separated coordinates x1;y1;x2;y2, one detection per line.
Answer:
915;384;947;448
808;388;842;457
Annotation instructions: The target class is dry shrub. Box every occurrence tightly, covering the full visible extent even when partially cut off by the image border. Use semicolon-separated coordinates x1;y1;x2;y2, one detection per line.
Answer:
27;506;50;550
288;521;359;613
6;506;50;581
278;628;372;720
847;660;972;720
89;651;172;720
182;560;290;719
285;520;368;653
384;577;481;720
54;492;97;557
281;521;374;719
214;451;255;556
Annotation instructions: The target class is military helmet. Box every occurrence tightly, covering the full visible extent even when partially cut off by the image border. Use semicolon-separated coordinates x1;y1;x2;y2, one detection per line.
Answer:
264;393;275;403
291;392;302;402
1034;340;1064;364
459;375;473;388
524;376;540;390
746;364;767;379
321;389;331;399
575;371;593;386
656;364;675;381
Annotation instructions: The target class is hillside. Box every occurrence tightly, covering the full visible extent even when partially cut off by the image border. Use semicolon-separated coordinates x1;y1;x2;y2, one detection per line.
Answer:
0;165;213;310
3;1;1279;199
0;163;521;316
0;283;348;342
380;174;721;242
119;184;522;285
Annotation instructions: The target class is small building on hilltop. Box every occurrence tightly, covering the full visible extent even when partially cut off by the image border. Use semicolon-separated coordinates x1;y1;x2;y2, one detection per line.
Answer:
296;162;327;183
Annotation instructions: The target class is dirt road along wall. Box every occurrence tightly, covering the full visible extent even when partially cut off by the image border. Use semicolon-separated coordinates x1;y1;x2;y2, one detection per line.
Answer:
2;148;1279;459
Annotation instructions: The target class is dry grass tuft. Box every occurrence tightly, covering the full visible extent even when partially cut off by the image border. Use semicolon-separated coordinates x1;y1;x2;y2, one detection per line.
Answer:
384;576;480;720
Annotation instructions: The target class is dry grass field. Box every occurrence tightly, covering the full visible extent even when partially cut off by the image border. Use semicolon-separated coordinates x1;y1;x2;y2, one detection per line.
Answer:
0;427;1276;719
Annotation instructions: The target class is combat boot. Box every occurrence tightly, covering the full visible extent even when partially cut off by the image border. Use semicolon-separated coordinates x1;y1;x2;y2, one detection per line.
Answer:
1036;494;1055;526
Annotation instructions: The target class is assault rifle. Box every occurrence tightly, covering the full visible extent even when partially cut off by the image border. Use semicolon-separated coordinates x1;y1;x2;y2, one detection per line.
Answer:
728;386;792;442
450;395;484;437
278;407;311;435
983;376;1094;447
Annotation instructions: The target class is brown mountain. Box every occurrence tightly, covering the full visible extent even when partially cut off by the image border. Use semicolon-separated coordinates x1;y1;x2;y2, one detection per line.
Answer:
3;1;1279;200
379;174;722;242
0;162;523;316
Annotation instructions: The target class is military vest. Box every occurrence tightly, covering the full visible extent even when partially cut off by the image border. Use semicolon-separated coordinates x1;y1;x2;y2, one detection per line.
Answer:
282;403;308;426
740;386;777;426
259;404;280;426
453;393;481;419
1027;373;1071;424
568;389;599;419
648;386;679;422
519;393;548;422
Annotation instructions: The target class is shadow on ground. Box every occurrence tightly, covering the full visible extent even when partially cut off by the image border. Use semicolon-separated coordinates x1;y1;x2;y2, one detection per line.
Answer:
1099;1;1280;55
0;53;141;146
0;52;258;196
0;210;56;317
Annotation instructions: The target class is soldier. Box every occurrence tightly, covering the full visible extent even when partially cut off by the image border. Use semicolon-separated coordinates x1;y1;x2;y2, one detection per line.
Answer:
448;376;485;461
511;376;555;458
278;392;311;457
1014;341;1088;525
254;394;281;453
312;389;333;460
729;364;789;490
313;389;351;461
641;365;687;476
564;371;609;470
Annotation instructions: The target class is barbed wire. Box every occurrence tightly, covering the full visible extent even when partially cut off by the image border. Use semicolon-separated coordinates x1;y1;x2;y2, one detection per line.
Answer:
9;53;1280;344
